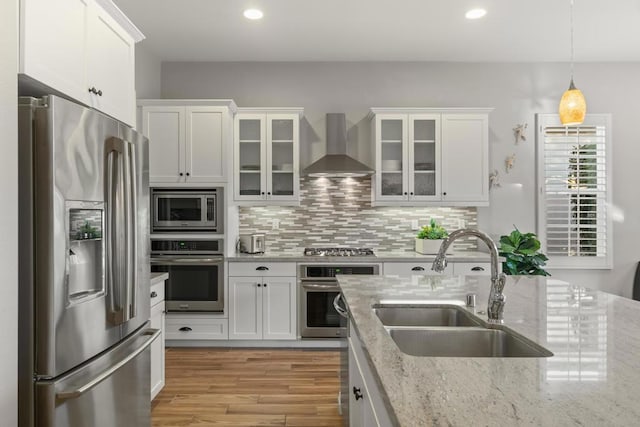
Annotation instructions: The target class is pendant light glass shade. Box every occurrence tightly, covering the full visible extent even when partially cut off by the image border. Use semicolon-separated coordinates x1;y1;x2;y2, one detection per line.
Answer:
558;0;586;126
559;78;586;125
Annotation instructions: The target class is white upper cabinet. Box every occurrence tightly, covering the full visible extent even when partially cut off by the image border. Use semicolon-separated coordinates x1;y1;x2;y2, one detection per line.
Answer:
370;108;491;206
234;108;302;205
139;100;236;186
19;0;143;126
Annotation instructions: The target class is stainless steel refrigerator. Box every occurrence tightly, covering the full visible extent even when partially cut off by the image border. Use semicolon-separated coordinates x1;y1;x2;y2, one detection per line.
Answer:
18;95;159;427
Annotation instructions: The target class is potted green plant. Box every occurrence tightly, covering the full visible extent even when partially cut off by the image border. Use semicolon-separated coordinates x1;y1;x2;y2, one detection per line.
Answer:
498;227;551;276
415;219;448;254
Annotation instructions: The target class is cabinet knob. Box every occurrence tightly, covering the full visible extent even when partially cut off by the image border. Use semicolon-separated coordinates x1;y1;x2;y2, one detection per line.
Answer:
263;283;267;287
150;291;158;298
261;192;265;195
179;172;184;176
411;266;425;271
267;192;271;196
186;172;190;176
353;386;363;400
410;192;414;195
403;192;408;195
88;86;97;94
257;283;262;287
178;327;192;332
443;192;447;196
97;89;102;97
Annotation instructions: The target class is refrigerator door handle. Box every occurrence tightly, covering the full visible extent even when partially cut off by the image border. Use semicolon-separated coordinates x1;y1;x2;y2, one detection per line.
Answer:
56;328;159;401
126;140;137;319
105;137;136;325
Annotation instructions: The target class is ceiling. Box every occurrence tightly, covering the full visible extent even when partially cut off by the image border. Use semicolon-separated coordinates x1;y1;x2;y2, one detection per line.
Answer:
114;0;640;62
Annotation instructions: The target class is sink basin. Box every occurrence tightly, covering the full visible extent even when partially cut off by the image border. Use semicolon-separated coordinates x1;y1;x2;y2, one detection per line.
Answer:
387;327;553;358
373;304;483;327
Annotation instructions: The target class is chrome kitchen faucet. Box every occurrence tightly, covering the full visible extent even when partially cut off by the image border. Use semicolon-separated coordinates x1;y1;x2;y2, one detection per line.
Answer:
432;229;507;324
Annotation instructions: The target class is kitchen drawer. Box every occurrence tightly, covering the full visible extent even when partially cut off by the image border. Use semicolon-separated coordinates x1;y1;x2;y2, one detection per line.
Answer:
452;262;492;276
228;262;297;277
165;315;228;340
150;281;165;307
383;262;452;276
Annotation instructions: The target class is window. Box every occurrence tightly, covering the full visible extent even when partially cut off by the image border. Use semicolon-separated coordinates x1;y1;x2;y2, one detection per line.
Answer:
536;114;612;269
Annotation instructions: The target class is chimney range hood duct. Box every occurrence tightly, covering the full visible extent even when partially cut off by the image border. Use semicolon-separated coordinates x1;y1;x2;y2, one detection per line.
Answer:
303;113;374;177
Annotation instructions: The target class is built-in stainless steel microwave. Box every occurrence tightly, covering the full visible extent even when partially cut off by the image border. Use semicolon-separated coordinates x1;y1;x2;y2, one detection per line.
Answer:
151;188;223;233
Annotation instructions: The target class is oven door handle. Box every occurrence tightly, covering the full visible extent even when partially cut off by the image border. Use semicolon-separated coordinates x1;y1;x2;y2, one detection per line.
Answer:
150;257;224;265
301;283;340;291
333;293;349;319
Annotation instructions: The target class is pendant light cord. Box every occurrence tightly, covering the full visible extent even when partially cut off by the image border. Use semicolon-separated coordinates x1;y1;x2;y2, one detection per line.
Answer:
570;0;575;81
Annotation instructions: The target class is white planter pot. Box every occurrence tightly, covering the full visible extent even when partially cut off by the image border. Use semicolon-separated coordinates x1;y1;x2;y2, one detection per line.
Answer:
415;238;445;255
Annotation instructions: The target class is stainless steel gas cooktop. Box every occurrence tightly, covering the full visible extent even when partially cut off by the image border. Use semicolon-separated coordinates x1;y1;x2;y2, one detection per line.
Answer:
303;247;375;257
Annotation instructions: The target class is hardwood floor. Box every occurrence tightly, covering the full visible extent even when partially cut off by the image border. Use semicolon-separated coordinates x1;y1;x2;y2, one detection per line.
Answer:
152;348;344;426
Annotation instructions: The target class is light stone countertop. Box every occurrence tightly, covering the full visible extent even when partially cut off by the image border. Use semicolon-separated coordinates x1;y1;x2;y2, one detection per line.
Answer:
338;274;640;426
227;250;493;263
150;272;168;286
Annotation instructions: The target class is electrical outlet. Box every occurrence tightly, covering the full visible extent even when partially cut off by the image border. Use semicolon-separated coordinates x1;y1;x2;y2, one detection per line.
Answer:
272;218;279;230
411;219;419;230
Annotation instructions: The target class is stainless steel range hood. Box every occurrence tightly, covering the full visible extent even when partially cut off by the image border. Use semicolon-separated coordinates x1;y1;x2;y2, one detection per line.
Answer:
303;113;374;177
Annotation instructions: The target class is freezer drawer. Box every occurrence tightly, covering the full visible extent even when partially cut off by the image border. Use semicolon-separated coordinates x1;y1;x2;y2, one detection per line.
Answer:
34;326;159;427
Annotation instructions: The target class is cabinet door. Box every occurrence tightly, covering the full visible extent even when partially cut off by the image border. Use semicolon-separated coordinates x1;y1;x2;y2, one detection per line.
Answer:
228;278;263;340
185;107;226;183
235;114;267;200
142;106;185;184
85;1;136;126
441;114;489;203
150;301;165;401
408;114;441;201
262;277;296;340
20;0;89;106
375;115;408;201
267;115;299;201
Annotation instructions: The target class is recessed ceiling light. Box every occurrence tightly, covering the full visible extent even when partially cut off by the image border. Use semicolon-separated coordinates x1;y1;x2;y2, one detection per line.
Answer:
243;8;263;20
465;8;487;20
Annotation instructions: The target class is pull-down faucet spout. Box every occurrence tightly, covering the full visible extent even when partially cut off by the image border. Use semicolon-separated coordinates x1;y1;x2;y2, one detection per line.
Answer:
432;229;507;323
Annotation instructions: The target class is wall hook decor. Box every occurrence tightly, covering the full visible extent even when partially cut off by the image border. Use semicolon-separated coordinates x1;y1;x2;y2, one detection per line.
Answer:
505;153;516;173
489;169;501;189
513;123;527;143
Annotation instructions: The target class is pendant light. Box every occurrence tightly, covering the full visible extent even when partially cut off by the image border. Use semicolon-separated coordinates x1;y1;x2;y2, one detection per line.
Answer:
558;0;586;125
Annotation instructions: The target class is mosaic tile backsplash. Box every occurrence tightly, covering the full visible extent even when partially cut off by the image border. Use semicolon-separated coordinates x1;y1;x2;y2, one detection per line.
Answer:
239;177;478;252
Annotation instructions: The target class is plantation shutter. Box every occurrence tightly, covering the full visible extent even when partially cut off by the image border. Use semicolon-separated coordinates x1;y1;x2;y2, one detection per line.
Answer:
536;114;612;269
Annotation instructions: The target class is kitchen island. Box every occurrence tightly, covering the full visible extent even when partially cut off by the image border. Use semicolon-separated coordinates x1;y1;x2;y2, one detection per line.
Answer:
338;274;640;426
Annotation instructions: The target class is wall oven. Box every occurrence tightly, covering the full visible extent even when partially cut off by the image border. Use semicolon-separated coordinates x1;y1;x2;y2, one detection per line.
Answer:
299;264;380;338
151;188;223;233
150;238;224;312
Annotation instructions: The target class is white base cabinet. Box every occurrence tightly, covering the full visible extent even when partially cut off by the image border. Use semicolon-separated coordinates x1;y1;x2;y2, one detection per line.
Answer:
228;262;297;340
349;321;393;427
20;0;142;126
149;279;166;401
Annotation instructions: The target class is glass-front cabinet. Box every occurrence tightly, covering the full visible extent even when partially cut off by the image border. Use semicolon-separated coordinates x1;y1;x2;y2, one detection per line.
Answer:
234;109;302;204
370;108;490;206
373;112;441;202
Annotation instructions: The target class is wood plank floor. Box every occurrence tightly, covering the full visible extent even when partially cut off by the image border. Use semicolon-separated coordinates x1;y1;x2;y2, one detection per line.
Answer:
152;348;344;427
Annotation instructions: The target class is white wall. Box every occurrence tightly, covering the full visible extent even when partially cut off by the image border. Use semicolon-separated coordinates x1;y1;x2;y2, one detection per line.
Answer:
161;61;640;297
0;0;18;424
135;42;162;98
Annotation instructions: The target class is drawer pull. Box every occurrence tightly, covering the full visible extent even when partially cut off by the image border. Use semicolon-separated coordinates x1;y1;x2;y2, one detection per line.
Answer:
150;291;158;298
256;266;269;271
411;266;425;271
178;327;192;332
471;266;485;272
353;387;363;400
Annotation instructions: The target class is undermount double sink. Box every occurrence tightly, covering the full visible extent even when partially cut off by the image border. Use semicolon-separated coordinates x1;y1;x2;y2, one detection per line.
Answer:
373;304;553;358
